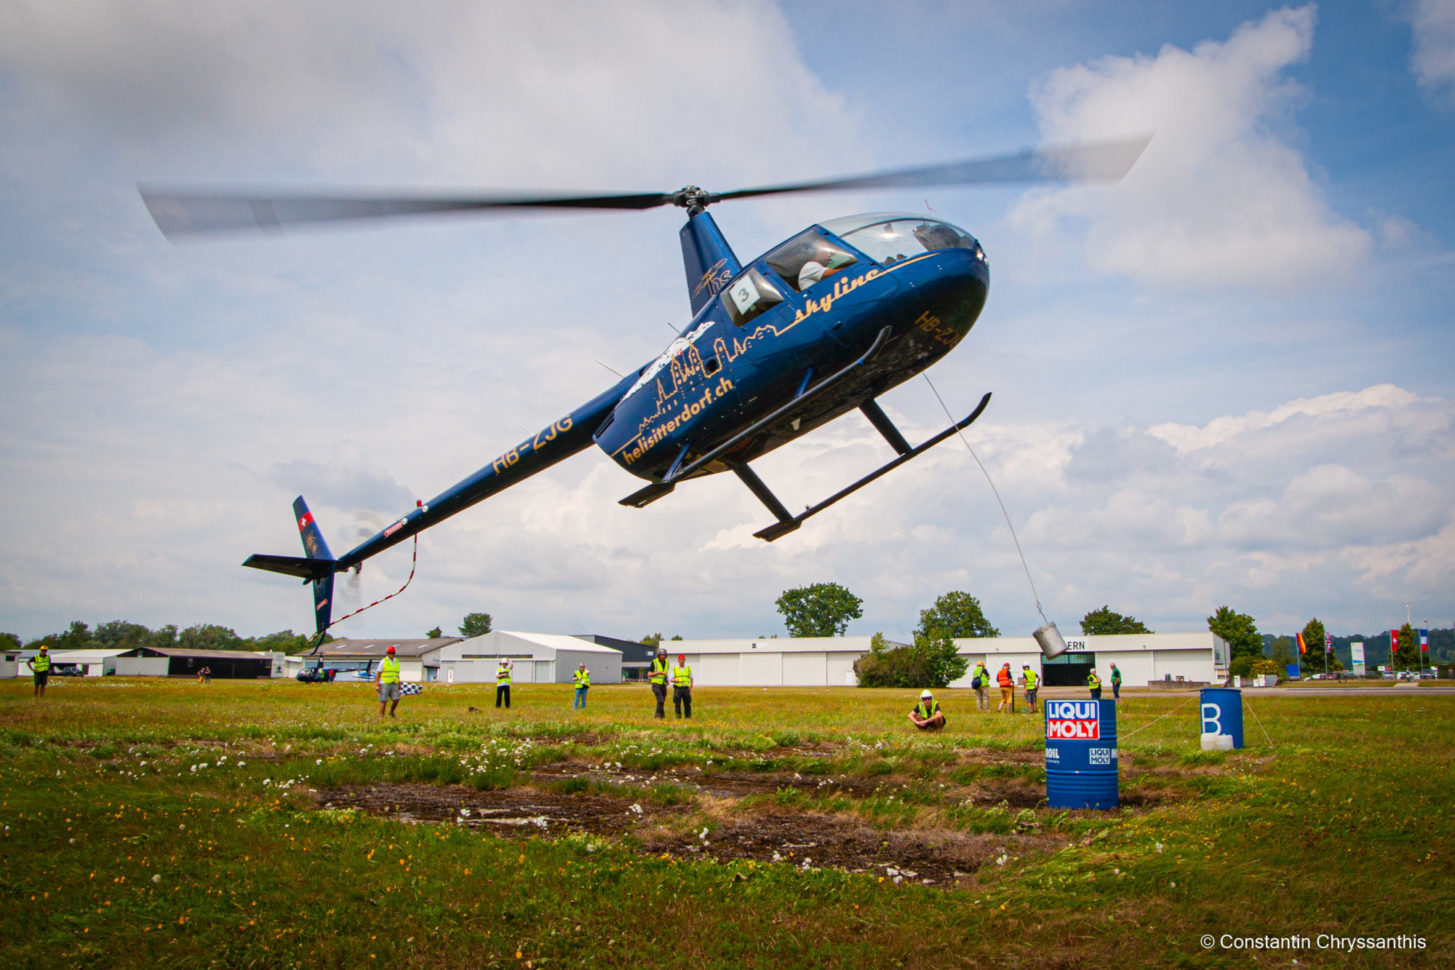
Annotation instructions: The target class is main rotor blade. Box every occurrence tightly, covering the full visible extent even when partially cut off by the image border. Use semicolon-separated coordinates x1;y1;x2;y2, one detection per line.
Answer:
712;136;1151;204
139;187;676;240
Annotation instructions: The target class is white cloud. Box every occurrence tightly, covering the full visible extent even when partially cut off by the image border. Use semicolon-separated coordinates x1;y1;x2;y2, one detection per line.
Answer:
1146;384;1425;452
1409;0;1455;104
1009;5;1371;291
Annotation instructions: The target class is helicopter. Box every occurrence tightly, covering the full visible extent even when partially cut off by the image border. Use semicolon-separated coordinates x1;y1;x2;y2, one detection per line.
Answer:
141;138;1147;635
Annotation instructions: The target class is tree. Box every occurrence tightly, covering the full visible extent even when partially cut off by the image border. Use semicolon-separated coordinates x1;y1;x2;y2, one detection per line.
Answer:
1081;605;1152;636
1208;606;1261;664
1269;637;1296;671
775;583;863;638
853;631;967;688
254;630;310;654
640;633;663;648
920;631;968;687
28;620;101;652
915;591;999;640
178;624;244;652
1393;622;1420;671
0;632;20;653
426;626;443;639
1301;617;1341;672
459;613;493;638
95;620;155;651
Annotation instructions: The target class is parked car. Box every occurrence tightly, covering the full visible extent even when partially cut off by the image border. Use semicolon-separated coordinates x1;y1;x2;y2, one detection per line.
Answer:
51;664;85;677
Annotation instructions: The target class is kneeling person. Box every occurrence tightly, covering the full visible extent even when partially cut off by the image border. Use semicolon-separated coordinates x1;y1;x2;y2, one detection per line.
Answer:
908;690;946;731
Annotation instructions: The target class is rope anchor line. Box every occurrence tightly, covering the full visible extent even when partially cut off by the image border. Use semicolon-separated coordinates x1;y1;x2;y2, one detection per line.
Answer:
306;534;420;655
923;375;1048;626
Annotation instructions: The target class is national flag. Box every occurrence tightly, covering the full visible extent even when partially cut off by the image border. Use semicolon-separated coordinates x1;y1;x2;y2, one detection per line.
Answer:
1420;629;1429;653
1296;632;1306;655
1325;633;1333;654
1390;629;1399;654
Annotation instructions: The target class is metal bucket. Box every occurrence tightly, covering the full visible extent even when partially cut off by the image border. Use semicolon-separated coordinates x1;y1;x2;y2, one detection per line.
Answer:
1199;688;1244;750
1044;698;1118;810
1033;621;1069;659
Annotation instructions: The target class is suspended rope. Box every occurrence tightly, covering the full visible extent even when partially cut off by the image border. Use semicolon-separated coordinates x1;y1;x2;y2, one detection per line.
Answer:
922;375;1049;626
1119;694;1197;741
1243;696;1276;749
305;534;420;655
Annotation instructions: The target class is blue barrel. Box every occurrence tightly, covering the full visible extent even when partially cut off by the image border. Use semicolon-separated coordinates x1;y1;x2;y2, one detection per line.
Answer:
1044;698;1118;810
1199;688;1244;749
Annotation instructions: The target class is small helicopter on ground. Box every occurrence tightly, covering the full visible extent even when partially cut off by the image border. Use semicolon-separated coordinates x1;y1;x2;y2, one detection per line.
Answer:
142;139;1146;635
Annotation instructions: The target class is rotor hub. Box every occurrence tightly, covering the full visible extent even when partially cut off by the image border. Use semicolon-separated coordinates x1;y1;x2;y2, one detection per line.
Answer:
670;185;720;216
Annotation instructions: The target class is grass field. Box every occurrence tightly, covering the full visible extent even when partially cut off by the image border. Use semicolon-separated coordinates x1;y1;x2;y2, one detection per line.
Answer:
1;678;1450;968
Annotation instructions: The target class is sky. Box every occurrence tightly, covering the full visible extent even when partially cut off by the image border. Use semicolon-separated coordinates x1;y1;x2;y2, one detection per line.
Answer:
1;0;1452;646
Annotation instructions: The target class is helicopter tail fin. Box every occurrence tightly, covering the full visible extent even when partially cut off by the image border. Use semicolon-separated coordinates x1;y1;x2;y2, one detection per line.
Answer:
680;212;742;316
242;496;337;635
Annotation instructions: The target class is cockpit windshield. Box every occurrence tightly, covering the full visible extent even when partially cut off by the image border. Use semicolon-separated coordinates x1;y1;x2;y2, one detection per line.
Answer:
819;212;984;267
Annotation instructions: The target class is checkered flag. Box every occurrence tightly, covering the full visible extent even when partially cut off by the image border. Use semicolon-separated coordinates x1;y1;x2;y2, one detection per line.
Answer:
399;683;423;696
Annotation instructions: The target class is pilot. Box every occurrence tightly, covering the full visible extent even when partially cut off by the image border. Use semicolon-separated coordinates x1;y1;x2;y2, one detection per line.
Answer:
797;242;854;291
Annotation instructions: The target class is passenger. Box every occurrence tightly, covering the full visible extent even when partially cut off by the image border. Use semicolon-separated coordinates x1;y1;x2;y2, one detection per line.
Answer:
908;689;945;731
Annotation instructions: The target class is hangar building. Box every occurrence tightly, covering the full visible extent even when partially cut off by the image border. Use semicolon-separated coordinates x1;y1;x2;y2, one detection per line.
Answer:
663;636;897;687
437;632;623;685
665;632;1226;687
951;632;1228;688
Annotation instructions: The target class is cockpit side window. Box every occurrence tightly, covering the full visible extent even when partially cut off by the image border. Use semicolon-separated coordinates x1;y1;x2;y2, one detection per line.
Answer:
839;219;982;265
764;229;859;293
720;266;785;327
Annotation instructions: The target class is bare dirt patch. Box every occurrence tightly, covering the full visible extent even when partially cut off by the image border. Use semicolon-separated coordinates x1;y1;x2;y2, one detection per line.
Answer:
315;782;673;836
313;781;1066;886
643;810;1059;885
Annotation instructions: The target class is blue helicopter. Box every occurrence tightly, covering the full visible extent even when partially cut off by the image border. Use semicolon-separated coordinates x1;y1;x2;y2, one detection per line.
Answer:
141;139;1146;635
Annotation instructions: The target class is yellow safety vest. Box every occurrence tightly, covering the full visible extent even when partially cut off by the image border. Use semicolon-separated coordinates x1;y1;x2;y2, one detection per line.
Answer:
915;699;940;719
379;657;401;683
1087;672;1101;688
32;653;50;673
497;664;512;686
573;669;590;689
649;657;668;685
671;664;692;687
1023;670;1038;690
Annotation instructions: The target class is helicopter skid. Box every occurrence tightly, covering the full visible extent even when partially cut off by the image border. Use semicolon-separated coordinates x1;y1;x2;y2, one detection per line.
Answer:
752;391;992;542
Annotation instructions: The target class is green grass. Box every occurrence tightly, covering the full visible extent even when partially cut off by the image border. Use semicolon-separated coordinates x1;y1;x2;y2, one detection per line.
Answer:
1;679;1451;968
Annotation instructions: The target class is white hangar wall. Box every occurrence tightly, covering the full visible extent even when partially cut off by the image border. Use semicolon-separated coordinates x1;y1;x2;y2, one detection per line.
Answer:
667;637;898;687
437;631;623;685
672;633;1225;687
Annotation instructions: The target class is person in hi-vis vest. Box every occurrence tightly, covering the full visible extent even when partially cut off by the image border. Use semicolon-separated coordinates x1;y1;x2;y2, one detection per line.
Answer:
670;654;693;719
496;659;513;709
376;645;402;717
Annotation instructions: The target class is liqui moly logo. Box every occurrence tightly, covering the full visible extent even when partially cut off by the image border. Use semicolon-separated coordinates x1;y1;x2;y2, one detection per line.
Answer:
1045;699;1100;740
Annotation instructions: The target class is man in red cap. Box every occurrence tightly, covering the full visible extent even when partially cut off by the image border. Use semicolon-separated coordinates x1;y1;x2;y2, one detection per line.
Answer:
670;653;693;719
375;645;403;717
